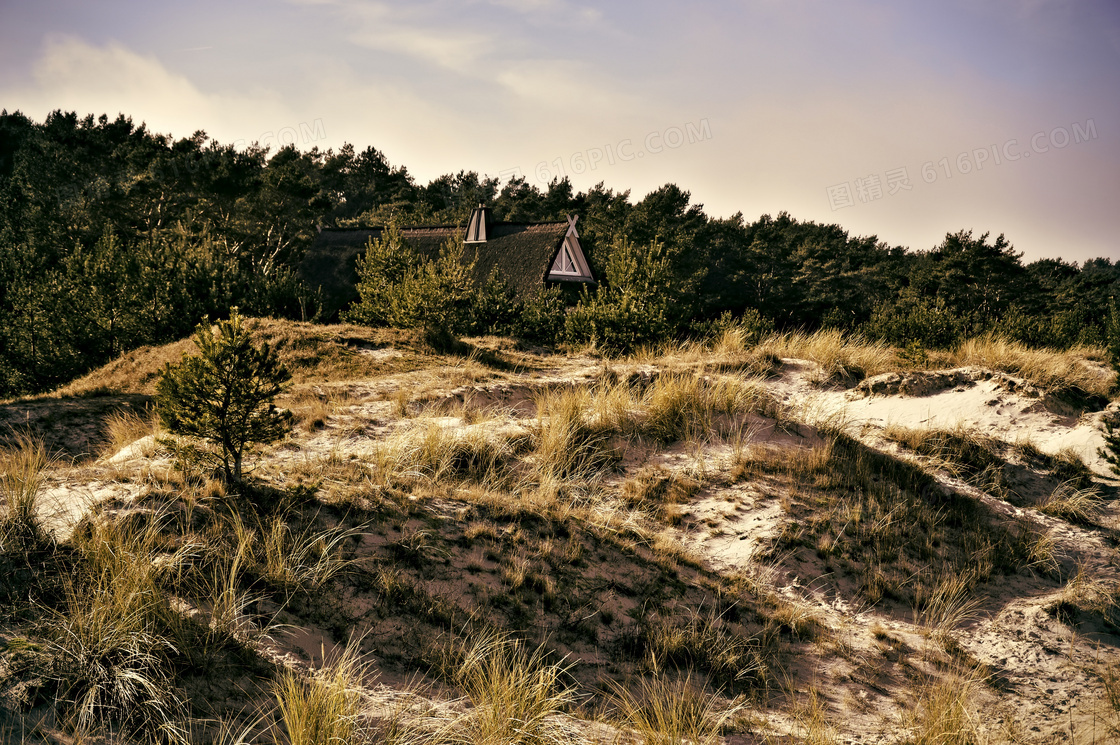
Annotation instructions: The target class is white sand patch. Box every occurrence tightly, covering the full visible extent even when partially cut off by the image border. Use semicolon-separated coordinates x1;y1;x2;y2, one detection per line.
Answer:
678;483;785;573
106;434;157;463
356;346;403;361
37;480;145;540
773;362;1117;478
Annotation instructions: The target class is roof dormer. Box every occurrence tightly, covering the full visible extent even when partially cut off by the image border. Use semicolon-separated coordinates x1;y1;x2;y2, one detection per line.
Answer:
464;203;491;243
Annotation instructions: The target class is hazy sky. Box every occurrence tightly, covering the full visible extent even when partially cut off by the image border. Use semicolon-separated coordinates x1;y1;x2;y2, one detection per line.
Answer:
1;0;1117;263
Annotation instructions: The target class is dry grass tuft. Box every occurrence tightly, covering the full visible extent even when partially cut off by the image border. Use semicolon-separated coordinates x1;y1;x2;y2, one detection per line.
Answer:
883;423;1002;480
1037;480;1103;523
273;638;370;745
640;373;768;444
531;387;617;481
227;510;363;593
918;570;983;641
951;335;1114;398
758;330;902;383
638;611;769;689
620;466;701;522
785;688;840;745
902;665;987;745
286;387;350;432
1052;561;1120;631
441;630;576;745
392;387;413;418
100;408;159;457
46;513;195;740
1;434;50;530
610;672;743;745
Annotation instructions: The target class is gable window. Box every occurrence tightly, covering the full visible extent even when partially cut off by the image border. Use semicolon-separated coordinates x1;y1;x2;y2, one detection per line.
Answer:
551;242;579;275
546;222;593;282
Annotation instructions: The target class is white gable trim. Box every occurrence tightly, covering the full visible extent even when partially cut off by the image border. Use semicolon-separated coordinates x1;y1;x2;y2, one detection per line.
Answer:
547;215;594;281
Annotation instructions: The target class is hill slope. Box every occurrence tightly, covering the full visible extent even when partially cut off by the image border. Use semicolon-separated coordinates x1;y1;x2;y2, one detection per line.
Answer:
2;323;1119;744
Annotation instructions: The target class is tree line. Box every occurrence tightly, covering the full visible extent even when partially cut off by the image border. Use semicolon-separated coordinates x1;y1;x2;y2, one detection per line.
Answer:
1;109;1117;397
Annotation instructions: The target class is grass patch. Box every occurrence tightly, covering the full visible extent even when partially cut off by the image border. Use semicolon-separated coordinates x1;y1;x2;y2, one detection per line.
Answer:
620;466;701;523
883;423;1003;479
44;513;194;740
225;508;364;594
440;630;576;745
99;407;159;457
636;611;770;690
1;434;49;532
951;335;1114;399
273;638;369;745
747;432;1042;609
530;386;619;481
610;672;743;745
1037;480;1103;523
757;329;902;384
902;665;986;745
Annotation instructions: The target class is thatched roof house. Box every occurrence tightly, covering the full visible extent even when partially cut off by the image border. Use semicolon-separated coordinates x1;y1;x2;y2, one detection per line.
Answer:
301;205;595;319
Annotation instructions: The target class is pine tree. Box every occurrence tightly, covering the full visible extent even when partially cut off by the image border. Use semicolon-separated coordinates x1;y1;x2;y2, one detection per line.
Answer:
156;310;292;482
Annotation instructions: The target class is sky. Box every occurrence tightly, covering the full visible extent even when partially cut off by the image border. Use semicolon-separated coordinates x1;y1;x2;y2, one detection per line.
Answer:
1;0;1117;263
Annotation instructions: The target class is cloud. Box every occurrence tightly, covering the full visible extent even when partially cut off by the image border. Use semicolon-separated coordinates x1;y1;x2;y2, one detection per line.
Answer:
340;2;496;71
287;0;629;112
2;35;293;144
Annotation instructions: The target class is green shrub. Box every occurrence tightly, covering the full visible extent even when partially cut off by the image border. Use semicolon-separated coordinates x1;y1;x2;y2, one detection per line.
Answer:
470;267;520;335
341;221;417;328
156;310;292;483
993;304;1103;350
564;236;678;353
1107;297;1120;373
863;290;967;350
513;286;566;345
345;224;477;337
694;309;774;347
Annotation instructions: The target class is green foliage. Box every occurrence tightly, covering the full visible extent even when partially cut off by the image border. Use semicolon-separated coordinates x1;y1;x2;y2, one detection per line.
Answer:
340;221;416;328
2;109;1119;395
1098;297;1120;472
511;285;566;345
994;303;1103;349
344;225;477;340
693;309;775;346
565;235;677;352
470;266;520;336
863;289;967;350
156;310;292;482
1106;297;1120;372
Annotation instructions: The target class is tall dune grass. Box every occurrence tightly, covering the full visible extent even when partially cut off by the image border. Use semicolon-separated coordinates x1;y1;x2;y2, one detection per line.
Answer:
610;672;742;745
47;514;195;740
951;335;1114;397
443;631;576;745
903;666;987;745
100;408;159;457
757;330;901;382
273;639;370;745
1;434;49;530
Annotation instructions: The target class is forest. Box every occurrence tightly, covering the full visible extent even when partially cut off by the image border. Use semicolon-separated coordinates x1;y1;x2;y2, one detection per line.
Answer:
1;109;1118;398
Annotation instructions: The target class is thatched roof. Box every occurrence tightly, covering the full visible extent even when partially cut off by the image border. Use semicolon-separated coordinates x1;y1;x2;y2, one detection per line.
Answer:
301;219;593;319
